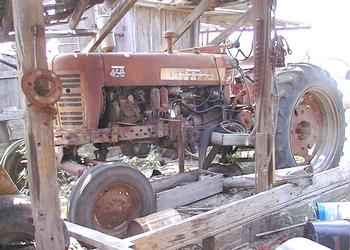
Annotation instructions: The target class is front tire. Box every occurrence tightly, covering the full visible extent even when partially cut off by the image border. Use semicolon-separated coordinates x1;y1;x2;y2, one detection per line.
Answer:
68;163;156;238
275;63;345;172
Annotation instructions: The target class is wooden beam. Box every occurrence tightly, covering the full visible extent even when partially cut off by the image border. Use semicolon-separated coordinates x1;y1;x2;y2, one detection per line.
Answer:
253;0;274;192
127;166;350;250
189;19;200;48
65;221;134;250
202;236;216;250
209;8;252;45
69;0;90;30
151;171;199;193
6;29;97;41
156;172;223;210
83;0;137;52
12;1;66;249
223;165;311;188
173;0;212;44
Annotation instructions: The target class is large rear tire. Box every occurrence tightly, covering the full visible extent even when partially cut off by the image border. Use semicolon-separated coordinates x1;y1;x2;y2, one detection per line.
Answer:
275;63;345;172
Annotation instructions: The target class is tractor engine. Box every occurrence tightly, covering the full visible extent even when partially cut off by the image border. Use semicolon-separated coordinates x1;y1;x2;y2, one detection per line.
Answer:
52;52;247;159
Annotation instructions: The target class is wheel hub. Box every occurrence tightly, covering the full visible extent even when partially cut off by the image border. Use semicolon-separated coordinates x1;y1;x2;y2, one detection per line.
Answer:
92;184;140;231
290;91;330;165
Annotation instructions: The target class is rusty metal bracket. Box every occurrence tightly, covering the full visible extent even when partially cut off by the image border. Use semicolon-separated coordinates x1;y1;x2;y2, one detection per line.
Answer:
21;69;62;108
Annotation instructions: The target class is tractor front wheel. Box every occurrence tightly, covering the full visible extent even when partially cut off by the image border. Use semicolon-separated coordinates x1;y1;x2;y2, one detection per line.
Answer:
68;163;156;238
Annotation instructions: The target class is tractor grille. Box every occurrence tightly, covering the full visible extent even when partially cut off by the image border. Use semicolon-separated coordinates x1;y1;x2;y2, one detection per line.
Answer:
56;74;84;129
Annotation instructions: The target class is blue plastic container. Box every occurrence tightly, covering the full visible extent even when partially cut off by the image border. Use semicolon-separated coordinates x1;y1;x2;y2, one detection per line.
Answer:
316;202;350;221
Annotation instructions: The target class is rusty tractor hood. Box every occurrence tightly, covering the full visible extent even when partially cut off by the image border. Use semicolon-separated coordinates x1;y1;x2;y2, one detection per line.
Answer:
51;52;233;86
51;52;234;130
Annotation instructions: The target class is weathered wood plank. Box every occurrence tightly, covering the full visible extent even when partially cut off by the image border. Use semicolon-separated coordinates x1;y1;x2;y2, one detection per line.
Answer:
156;172;223;210
114;6;192;52
151;171;199;193
135;7;152;52
12;1;66;249
223;165;311;188
209;9;252;45
0;77;23;111
173;0;211;44
65;221;134;250
69;0;89;30
128;166;350;250
84;0;137;52
233;183;350;250
202;236;216;250
253;0;274;192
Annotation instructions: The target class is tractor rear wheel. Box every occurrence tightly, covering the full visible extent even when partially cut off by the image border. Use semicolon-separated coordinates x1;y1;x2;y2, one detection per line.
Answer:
275;63;345;172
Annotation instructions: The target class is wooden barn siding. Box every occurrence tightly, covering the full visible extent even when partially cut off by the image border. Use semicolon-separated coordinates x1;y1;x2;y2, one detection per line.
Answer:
114;6;191;52
0;68;23;111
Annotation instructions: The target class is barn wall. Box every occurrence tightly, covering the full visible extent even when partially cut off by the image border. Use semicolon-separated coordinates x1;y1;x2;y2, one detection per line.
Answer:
50;6;194;53
0;6;194;112
0;64;23;111
114;6;193;52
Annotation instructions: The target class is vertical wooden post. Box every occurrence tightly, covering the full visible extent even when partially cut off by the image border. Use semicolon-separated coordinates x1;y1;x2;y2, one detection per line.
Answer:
12;1;66;249
83;0;137;52
202;236;216;250
189;20;200;47
253;0;274;192
173;0;211;45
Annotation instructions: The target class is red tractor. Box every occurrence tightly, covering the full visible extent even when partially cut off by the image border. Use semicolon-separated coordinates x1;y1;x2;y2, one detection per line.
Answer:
47;42;345;236
1;40;345;238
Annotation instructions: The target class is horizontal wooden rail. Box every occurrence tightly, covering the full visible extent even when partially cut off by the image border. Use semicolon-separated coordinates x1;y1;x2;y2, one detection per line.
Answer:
127;165;350;249
65;221;134;250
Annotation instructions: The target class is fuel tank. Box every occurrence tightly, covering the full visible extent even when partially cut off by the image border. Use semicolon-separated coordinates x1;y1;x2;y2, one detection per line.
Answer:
51;52;234;130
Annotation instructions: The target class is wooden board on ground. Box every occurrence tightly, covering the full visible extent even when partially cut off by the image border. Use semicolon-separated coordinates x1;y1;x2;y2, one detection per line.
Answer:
156;171;223;210
223;165;311;188
65;221;134;250
127;165;350;250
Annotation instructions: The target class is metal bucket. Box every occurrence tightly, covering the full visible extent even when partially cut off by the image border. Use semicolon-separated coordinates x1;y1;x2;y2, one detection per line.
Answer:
315;202;350;221
304;220;350;250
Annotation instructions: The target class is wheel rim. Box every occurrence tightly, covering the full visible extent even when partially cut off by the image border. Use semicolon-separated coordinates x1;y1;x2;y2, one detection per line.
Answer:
1;140;28;191
92;183;142;235
11;162;28;192
289;87;340;172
